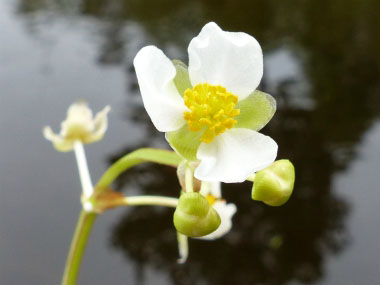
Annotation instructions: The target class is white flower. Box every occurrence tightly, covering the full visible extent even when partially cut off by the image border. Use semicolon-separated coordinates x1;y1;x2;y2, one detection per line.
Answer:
43;101;110;152
134;22;278;183
199;181;236;240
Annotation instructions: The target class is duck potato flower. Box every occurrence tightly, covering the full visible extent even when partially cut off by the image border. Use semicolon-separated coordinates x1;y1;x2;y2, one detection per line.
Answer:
134;22;277;183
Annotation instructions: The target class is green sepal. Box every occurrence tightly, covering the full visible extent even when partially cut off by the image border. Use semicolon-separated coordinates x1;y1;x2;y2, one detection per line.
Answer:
235;90;276;131
166;125;202;161
172;60;192;97
167;61;200;161
173;192;221;237
252;159;295;206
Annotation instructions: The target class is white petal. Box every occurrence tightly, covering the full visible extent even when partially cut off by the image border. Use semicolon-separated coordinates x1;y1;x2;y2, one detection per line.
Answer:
188;22;263;100
87;105;111;143
43;126;75;152
133;46;186;132
199;201;236;240
195;128;278;183
209;181;222;198
199;181;222;198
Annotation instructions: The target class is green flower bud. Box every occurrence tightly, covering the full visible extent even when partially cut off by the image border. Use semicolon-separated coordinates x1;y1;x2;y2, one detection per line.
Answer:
252;159;295;206
173;192;221;237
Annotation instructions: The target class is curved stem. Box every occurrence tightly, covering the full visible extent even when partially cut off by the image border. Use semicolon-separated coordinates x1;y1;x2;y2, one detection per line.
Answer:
95;148;181;193
61;211;97;285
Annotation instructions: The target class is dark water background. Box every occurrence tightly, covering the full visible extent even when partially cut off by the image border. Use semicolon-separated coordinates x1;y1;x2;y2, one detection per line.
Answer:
1;0;380;284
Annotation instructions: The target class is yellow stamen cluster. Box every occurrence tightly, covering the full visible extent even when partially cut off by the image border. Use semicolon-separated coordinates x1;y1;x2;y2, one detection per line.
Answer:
183;83;240;143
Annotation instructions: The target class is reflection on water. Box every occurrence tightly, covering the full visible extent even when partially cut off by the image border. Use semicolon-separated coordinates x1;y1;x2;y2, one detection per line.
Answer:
5;0;380;283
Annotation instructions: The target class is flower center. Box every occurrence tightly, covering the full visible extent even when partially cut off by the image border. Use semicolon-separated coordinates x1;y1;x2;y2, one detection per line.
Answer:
183;83;240;143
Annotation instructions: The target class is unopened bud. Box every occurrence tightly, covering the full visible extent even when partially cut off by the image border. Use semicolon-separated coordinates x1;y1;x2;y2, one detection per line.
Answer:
252;159;295;206
173;192;221;237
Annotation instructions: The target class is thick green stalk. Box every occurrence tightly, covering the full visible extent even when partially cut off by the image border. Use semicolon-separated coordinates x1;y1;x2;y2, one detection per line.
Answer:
62;211;97;285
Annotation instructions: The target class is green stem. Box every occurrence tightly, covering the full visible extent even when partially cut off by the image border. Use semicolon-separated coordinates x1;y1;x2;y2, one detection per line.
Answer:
61;211;97;285
96;148;182;193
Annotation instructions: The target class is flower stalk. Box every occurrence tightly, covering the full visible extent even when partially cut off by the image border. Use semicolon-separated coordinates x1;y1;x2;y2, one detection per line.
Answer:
177;232;189;264
113;196;178;208
61;211;97;285
62;141;96;285
185;164;194;193
74;141;94;200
